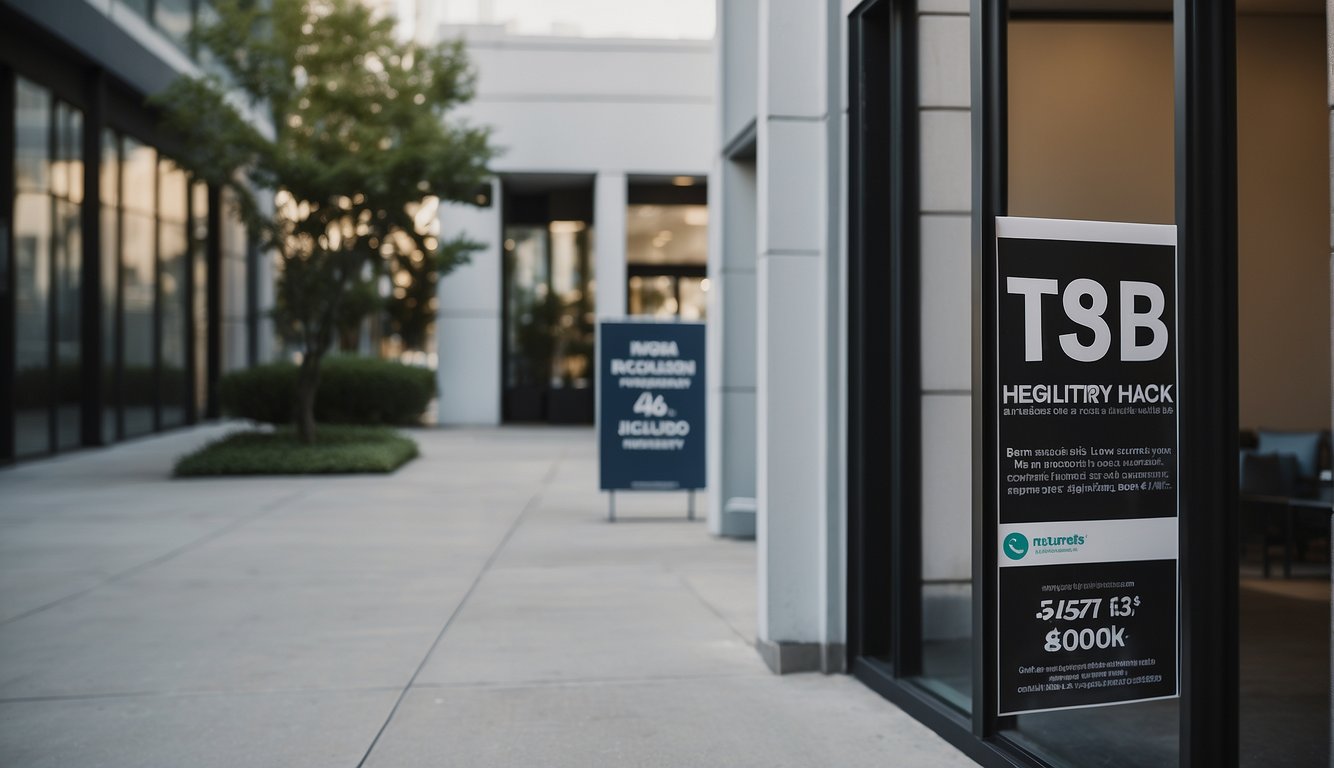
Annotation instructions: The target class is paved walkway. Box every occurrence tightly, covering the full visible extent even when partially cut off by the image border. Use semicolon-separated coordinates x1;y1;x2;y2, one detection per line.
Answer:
0;425;972;767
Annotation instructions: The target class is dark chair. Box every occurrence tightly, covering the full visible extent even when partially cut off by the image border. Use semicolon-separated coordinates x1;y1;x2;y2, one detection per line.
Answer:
1255;429;1328;498
1240;451;1300;577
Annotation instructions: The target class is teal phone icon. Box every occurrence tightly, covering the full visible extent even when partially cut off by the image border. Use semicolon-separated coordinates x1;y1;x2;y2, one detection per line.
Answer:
1003;533;1029;561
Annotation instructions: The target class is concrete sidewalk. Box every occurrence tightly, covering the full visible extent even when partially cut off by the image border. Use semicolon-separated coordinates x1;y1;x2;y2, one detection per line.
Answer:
0;425;972;767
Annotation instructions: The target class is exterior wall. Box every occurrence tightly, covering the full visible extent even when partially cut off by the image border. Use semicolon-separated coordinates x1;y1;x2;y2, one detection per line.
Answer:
716;0;975;674
707;0;759;538
434;26;714;425
751;0;835;668
713;0;851;671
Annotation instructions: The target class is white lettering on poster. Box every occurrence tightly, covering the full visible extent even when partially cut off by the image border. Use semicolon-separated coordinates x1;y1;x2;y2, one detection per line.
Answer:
1005;277;1170;363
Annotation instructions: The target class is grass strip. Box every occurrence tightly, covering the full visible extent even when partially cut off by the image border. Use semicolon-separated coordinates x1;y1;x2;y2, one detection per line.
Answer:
174;425;419;477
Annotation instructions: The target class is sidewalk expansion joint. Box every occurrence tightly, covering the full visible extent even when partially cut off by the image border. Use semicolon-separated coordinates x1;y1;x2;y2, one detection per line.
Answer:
353;453;562;768
0;485;313;629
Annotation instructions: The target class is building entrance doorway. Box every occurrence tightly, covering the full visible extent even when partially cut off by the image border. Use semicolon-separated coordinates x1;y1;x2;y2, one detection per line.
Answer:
501;177;595;424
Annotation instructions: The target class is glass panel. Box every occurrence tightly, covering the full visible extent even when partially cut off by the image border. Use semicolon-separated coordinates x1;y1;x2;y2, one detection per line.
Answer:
102;131;120;441
54;198;82;452
1236;11;1331;768
548;221;593;390
219;186;249;373
628;275;676;318
159;160;189;427
14;79;48;193
1001;15;1179;765
160;220;188;428
157;157;188;223
122;138;155;215
13;79;53;456
153;0;194;50
678;276;708;321
14;192;51;457
122;211;156;437
54;102;83;205
917;393;973;711
52;103;84;451
625;204;708;265
503;226;551;391
1007;19;1174;225
193;181;209;416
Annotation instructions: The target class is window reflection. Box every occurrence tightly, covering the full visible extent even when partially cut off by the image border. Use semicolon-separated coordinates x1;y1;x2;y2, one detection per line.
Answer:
625;201;708;321
54;102;83;451
159;158;189;427
13;79;51;457
122;138;156;437
101;131;120;441
626;204;707;265
192;181;209;415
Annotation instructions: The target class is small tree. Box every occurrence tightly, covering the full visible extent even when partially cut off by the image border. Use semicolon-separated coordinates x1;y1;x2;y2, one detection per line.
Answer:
155;0;494;442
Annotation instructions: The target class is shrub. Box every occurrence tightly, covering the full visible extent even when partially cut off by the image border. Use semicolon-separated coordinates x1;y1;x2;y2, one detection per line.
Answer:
174;425;418;476
218;357;435;426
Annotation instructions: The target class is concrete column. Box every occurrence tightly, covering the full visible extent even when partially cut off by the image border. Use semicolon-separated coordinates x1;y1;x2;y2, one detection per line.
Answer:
436;180;502;425
706;157;758;538
753;0;836;673
594;172;627;320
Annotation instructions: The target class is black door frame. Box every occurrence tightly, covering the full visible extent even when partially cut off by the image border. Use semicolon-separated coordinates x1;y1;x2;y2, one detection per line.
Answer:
846;1;1238;765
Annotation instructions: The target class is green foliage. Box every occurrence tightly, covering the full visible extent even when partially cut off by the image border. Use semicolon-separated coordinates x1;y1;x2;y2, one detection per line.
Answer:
218;362;298;423
152;0;494;440
174;425;418;476
218;356;435;425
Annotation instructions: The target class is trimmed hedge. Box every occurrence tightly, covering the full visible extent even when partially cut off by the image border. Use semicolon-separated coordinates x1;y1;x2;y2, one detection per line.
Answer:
174;425;418;476
219;356;435;426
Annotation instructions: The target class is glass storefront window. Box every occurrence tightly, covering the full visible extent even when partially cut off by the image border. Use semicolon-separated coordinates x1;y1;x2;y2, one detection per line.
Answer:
158;158;189;427
53;102;83;451
219;185;249;373
628;275;675;318
12;83;85;455
503;225;551;394
192;181;209;416
121;138;156;437
626;204;708;265
1001;16;1179;766
13;78;51;457
625;202;708;321
101;131;121;441
548;221;593;390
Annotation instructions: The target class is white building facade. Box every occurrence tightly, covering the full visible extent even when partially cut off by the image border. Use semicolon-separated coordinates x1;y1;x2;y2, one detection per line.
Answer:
434;26;715;428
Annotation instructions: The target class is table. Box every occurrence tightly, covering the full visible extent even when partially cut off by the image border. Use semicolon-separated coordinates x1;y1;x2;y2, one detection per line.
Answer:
1241;486;1333;578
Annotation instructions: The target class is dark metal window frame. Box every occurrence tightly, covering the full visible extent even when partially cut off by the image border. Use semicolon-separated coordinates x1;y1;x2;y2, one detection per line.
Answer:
847;0;1238;765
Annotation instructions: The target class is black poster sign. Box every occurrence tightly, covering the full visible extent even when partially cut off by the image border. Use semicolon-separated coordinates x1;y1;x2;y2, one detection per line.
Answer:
598;320;705;491
994;217;1180;716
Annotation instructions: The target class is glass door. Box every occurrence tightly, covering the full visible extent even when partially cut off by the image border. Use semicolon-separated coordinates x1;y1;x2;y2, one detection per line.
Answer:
502;220;595;423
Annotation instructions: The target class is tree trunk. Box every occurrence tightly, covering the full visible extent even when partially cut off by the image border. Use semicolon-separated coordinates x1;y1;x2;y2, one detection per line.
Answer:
295;352;322;444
